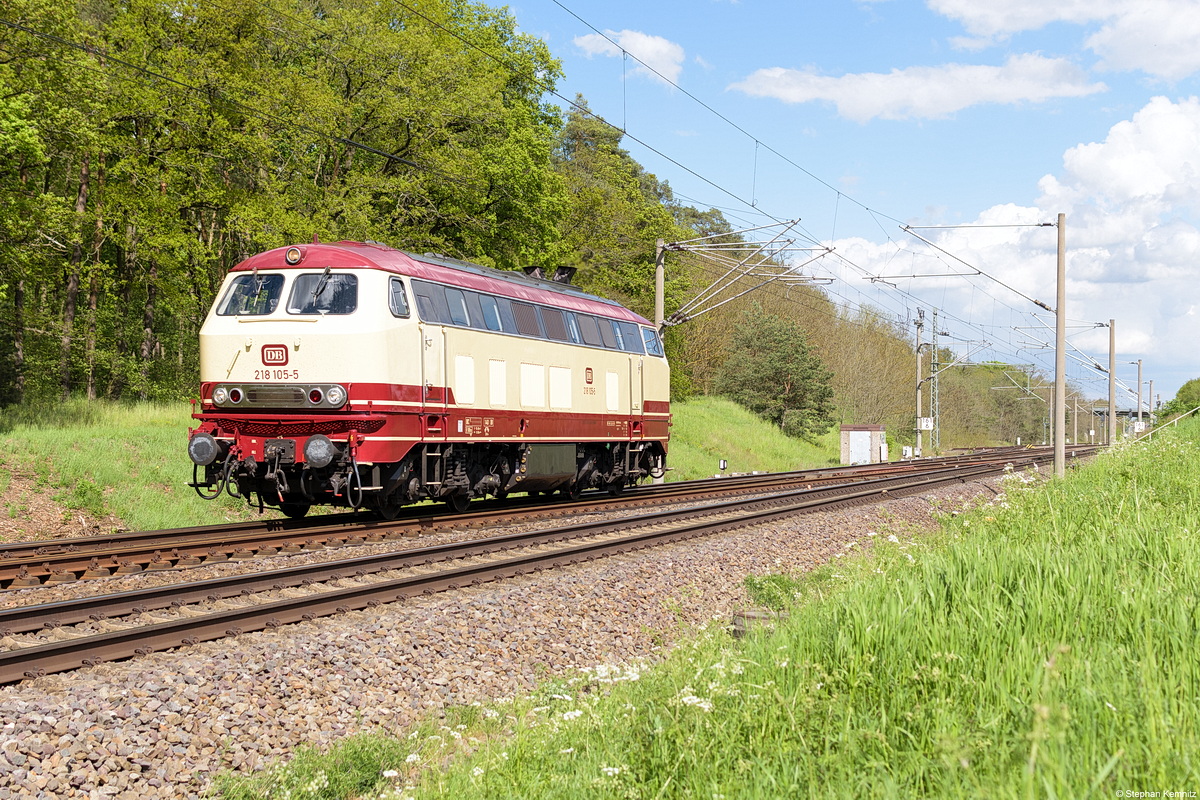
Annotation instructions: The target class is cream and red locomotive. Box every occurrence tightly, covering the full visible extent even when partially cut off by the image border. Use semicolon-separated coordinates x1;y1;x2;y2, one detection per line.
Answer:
186;241;670;517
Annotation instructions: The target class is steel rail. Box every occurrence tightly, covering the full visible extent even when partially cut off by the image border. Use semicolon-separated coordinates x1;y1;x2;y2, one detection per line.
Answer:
0;447;1015;561
0;448;1084;588
0;459;1027;635
0;454;1064;683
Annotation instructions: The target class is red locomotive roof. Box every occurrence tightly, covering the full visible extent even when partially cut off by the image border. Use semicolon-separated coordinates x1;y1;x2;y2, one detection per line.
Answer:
231;241;653;326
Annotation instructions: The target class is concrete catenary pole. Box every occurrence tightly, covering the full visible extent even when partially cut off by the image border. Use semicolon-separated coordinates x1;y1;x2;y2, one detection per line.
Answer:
1054;213;1066;478
914;309;925;457
1136;359;1143;433
654;239;665;330
1108;319;1116;444
1149;379;1154;423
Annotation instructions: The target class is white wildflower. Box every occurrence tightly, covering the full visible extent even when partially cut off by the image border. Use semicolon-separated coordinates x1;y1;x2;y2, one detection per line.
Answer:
679;695;714;712
559;747;575;754
405;753;420;764
561;709;583;721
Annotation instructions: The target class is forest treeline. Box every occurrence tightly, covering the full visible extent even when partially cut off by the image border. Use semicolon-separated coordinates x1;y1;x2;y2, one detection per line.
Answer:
0;0;1081;449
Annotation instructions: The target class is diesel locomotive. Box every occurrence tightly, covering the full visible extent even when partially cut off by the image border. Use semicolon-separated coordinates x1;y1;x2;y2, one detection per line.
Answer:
186;241;670;518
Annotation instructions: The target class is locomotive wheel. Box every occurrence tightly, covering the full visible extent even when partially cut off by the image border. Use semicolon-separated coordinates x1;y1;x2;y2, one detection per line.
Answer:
606;480;625;497
279;502;311;519
445;492;470;514
560;484;582;501
376;499;406;521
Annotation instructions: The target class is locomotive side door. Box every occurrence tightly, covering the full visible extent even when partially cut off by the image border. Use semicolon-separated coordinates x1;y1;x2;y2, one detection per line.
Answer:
420;323;448;437
629;354;645;439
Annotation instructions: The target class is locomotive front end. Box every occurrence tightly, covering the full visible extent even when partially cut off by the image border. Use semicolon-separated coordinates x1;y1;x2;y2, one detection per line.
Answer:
188;243;416;517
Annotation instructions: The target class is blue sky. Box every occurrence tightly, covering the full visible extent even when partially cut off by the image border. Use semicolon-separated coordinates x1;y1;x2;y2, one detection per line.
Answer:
508;0;1200;409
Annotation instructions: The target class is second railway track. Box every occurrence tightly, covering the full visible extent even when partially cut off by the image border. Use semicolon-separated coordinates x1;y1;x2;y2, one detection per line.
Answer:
0;447;1085;683
0;446;1091;589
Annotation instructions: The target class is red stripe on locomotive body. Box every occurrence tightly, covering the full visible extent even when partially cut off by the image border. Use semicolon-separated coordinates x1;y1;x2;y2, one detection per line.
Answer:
193;385;669;465
229;242;651;327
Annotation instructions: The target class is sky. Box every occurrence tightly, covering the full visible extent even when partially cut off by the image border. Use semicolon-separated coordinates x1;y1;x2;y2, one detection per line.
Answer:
506;0;1200;410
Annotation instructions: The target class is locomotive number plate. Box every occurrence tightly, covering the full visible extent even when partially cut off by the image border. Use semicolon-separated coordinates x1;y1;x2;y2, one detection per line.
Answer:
254;368;300;380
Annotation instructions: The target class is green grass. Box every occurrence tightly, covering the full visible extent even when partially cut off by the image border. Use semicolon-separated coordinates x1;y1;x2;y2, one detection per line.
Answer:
0;399;264;532
666;396;839;480
211;421;1200;799
0;395;836;534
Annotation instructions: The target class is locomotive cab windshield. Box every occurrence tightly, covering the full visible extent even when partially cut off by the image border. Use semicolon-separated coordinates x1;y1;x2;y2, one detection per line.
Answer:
218;273;284;316
287;272;358;315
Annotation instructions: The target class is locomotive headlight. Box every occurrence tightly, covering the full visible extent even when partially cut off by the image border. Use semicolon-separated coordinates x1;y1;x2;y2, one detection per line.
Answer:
212;387;229;405
308;387;324;405
188;433;219;466
304;434;337;468
228;387;244;404
326;385;346;406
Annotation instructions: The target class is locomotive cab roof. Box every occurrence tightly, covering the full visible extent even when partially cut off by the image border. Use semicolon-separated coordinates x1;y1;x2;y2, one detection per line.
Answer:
230;241;650;326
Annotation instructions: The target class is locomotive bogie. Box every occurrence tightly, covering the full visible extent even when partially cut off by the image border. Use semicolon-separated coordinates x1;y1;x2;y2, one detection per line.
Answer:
188;242;670;516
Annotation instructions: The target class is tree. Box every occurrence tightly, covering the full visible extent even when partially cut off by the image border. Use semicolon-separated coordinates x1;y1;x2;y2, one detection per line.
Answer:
1159;377;1200;418
714;306;835;442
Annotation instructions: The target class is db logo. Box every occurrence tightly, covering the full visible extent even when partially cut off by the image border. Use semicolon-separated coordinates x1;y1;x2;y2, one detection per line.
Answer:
585;368;594;384
261;344;289;366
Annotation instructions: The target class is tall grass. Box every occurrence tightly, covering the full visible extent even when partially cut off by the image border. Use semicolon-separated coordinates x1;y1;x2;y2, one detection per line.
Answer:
407;426;1200;797
667;396;840;480
0;399;263;532
0;396;840;534
214;422;1200;799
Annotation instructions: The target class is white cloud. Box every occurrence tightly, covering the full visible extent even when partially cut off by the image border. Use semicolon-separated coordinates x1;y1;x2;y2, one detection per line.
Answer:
927;0;1121;38
930;0;1200;79
1086;3;1200;81
728;54;1105;122
829;96;1200;396
573;30;686;85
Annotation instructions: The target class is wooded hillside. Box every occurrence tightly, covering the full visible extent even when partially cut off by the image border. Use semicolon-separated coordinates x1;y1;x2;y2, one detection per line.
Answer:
0;0;1077;449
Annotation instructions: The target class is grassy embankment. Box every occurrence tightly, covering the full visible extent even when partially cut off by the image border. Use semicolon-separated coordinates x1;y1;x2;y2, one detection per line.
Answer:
0;396;837;535
215;421;1200;799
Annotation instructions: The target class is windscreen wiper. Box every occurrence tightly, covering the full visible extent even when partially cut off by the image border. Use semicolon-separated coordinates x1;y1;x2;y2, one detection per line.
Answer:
311;265;332;303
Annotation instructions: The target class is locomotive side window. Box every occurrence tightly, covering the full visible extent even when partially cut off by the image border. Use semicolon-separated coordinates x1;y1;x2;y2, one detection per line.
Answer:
463;292;487;330
564;312;583;344
411;280;451;324
616;321;644;353
217;273;284;316
287;272;358;315
478;295;504;331
540;308;571;342
598;316;618;349
610;320;626;351
403;278;653;356
446;288;471;327
577;314;605;347
389;278;411;318
495;297;518;333
641;326;665;357
512;302;544;338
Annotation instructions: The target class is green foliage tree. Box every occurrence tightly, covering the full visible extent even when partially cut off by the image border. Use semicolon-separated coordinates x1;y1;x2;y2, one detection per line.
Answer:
0;0;571;405
714;305;835;442
552;97;679;314
1159;377;1200;419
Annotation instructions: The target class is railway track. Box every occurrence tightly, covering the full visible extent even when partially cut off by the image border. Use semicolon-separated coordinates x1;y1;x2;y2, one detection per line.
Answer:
0;446;1085;589
0;447;1087;683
